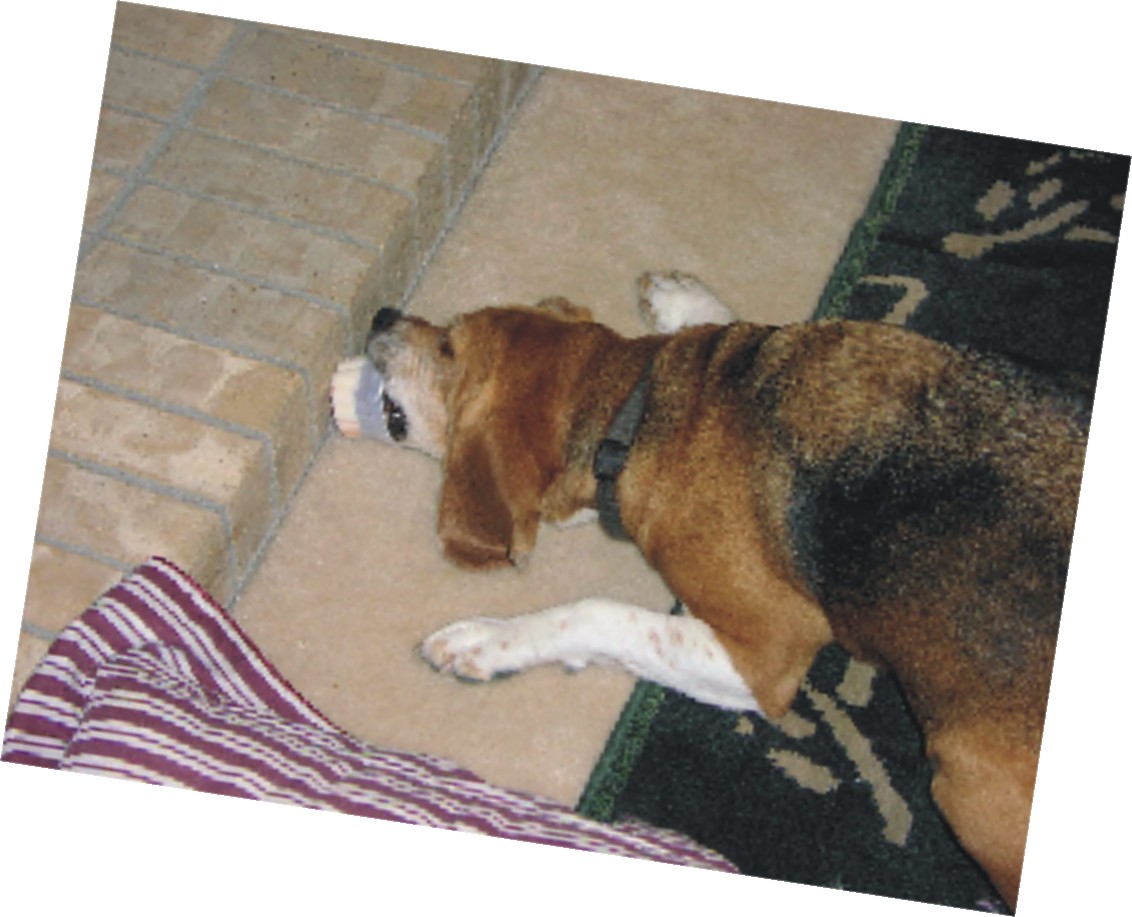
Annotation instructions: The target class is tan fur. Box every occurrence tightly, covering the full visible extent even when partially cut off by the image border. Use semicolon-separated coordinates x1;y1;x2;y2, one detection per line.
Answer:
363;300;1086;910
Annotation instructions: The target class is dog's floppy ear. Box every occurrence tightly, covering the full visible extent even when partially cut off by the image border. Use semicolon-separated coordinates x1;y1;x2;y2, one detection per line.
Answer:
437;419;542;569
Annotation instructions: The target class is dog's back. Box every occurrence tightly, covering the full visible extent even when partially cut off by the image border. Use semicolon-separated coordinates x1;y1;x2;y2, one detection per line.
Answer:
346;297;1087;906
661;316;1086;724
654;317;1087;902
719;320;1087;734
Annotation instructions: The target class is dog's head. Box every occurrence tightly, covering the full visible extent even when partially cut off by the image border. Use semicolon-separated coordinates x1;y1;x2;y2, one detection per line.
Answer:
344;298;597;569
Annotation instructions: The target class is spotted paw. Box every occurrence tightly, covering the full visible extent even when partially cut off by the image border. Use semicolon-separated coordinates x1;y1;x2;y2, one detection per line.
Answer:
419;617;528;682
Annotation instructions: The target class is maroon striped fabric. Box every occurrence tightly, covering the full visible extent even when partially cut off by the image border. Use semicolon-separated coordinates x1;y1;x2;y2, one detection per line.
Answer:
3;557;735;870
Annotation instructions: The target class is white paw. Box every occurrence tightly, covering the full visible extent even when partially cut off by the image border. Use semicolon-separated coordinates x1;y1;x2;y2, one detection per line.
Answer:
420;617;529;682
637;270;736;333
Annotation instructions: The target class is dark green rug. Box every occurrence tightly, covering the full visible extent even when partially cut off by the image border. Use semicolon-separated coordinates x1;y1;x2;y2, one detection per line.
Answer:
577;123;1129;911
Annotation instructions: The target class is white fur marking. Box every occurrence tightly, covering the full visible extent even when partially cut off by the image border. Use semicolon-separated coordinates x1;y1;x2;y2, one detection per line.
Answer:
420;598;763;713
550;507;600;529
638;270;737;333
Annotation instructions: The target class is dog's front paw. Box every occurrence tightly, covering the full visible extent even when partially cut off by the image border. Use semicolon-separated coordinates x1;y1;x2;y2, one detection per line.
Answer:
637;270;736;333
420;617;528;682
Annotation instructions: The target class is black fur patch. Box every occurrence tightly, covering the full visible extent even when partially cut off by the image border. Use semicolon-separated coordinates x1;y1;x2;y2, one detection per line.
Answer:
787;447;1006;609
716;326;778;392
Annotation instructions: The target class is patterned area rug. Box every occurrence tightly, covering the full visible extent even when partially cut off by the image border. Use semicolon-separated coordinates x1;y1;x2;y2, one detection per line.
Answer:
577;123;1129;911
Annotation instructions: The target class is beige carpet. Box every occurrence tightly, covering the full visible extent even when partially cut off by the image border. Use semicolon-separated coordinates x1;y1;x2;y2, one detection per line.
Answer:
234;68;898;806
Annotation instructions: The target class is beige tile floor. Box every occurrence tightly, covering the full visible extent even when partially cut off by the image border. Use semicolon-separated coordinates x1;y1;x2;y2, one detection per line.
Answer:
5;0;901;810
234;71;898;805
7;2;539;708
6;9;1129;913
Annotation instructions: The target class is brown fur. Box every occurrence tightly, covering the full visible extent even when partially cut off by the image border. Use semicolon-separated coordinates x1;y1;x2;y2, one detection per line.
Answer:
366;300;1088;909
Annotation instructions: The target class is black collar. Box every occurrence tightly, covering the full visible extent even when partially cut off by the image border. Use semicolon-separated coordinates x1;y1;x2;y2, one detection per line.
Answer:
592;361;653;541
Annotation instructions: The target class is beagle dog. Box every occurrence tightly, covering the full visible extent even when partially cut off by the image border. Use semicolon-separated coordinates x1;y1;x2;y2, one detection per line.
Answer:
330;271;1087;910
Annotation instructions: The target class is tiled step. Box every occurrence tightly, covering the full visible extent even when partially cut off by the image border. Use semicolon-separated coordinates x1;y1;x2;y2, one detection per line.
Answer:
12;2;539;705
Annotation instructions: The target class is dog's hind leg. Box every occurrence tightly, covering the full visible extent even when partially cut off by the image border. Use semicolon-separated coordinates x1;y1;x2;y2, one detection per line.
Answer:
927;726;1036;910
419;598;764;713
637;271;738;332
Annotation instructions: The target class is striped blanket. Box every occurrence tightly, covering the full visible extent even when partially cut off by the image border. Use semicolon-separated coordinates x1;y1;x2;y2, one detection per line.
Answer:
2;557;734;872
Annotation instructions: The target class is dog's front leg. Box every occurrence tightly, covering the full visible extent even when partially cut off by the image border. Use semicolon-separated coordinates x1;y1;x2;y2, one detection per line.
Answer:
420;599;763;713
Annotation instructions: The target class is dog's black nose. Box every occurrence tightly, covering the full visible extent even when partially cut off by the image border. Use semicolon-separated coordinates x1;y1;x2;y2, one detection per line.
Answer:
370;307;402;336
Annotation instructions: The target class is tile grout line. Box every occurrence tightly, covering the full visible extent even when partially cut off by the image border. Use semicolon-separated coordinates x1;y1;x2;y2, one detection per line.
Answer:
113;24;484;109
267;23;493;89
395;66;545;313
228;66;545;607
45;16;266;607
23;16;548;695
75;234;344;454
81;229;348;443
228;422;334;612
87;232;350;320
72;290;331;450
59;368;283;526
23;535;136;642
220;73;451;144
57;23;543;614
79;21;259;263
263;25;484;89
71;20;366;560
131;176;386;254
33;536;134;578
99;105;418;204
20;620;60;643
44;447;239;593
190;123;415;200
96;228;353;321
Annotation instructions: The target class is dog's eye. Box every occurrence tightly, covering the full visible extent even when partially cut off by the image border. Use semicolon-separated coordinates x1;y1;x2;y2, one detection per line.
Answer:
382;393;408;442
